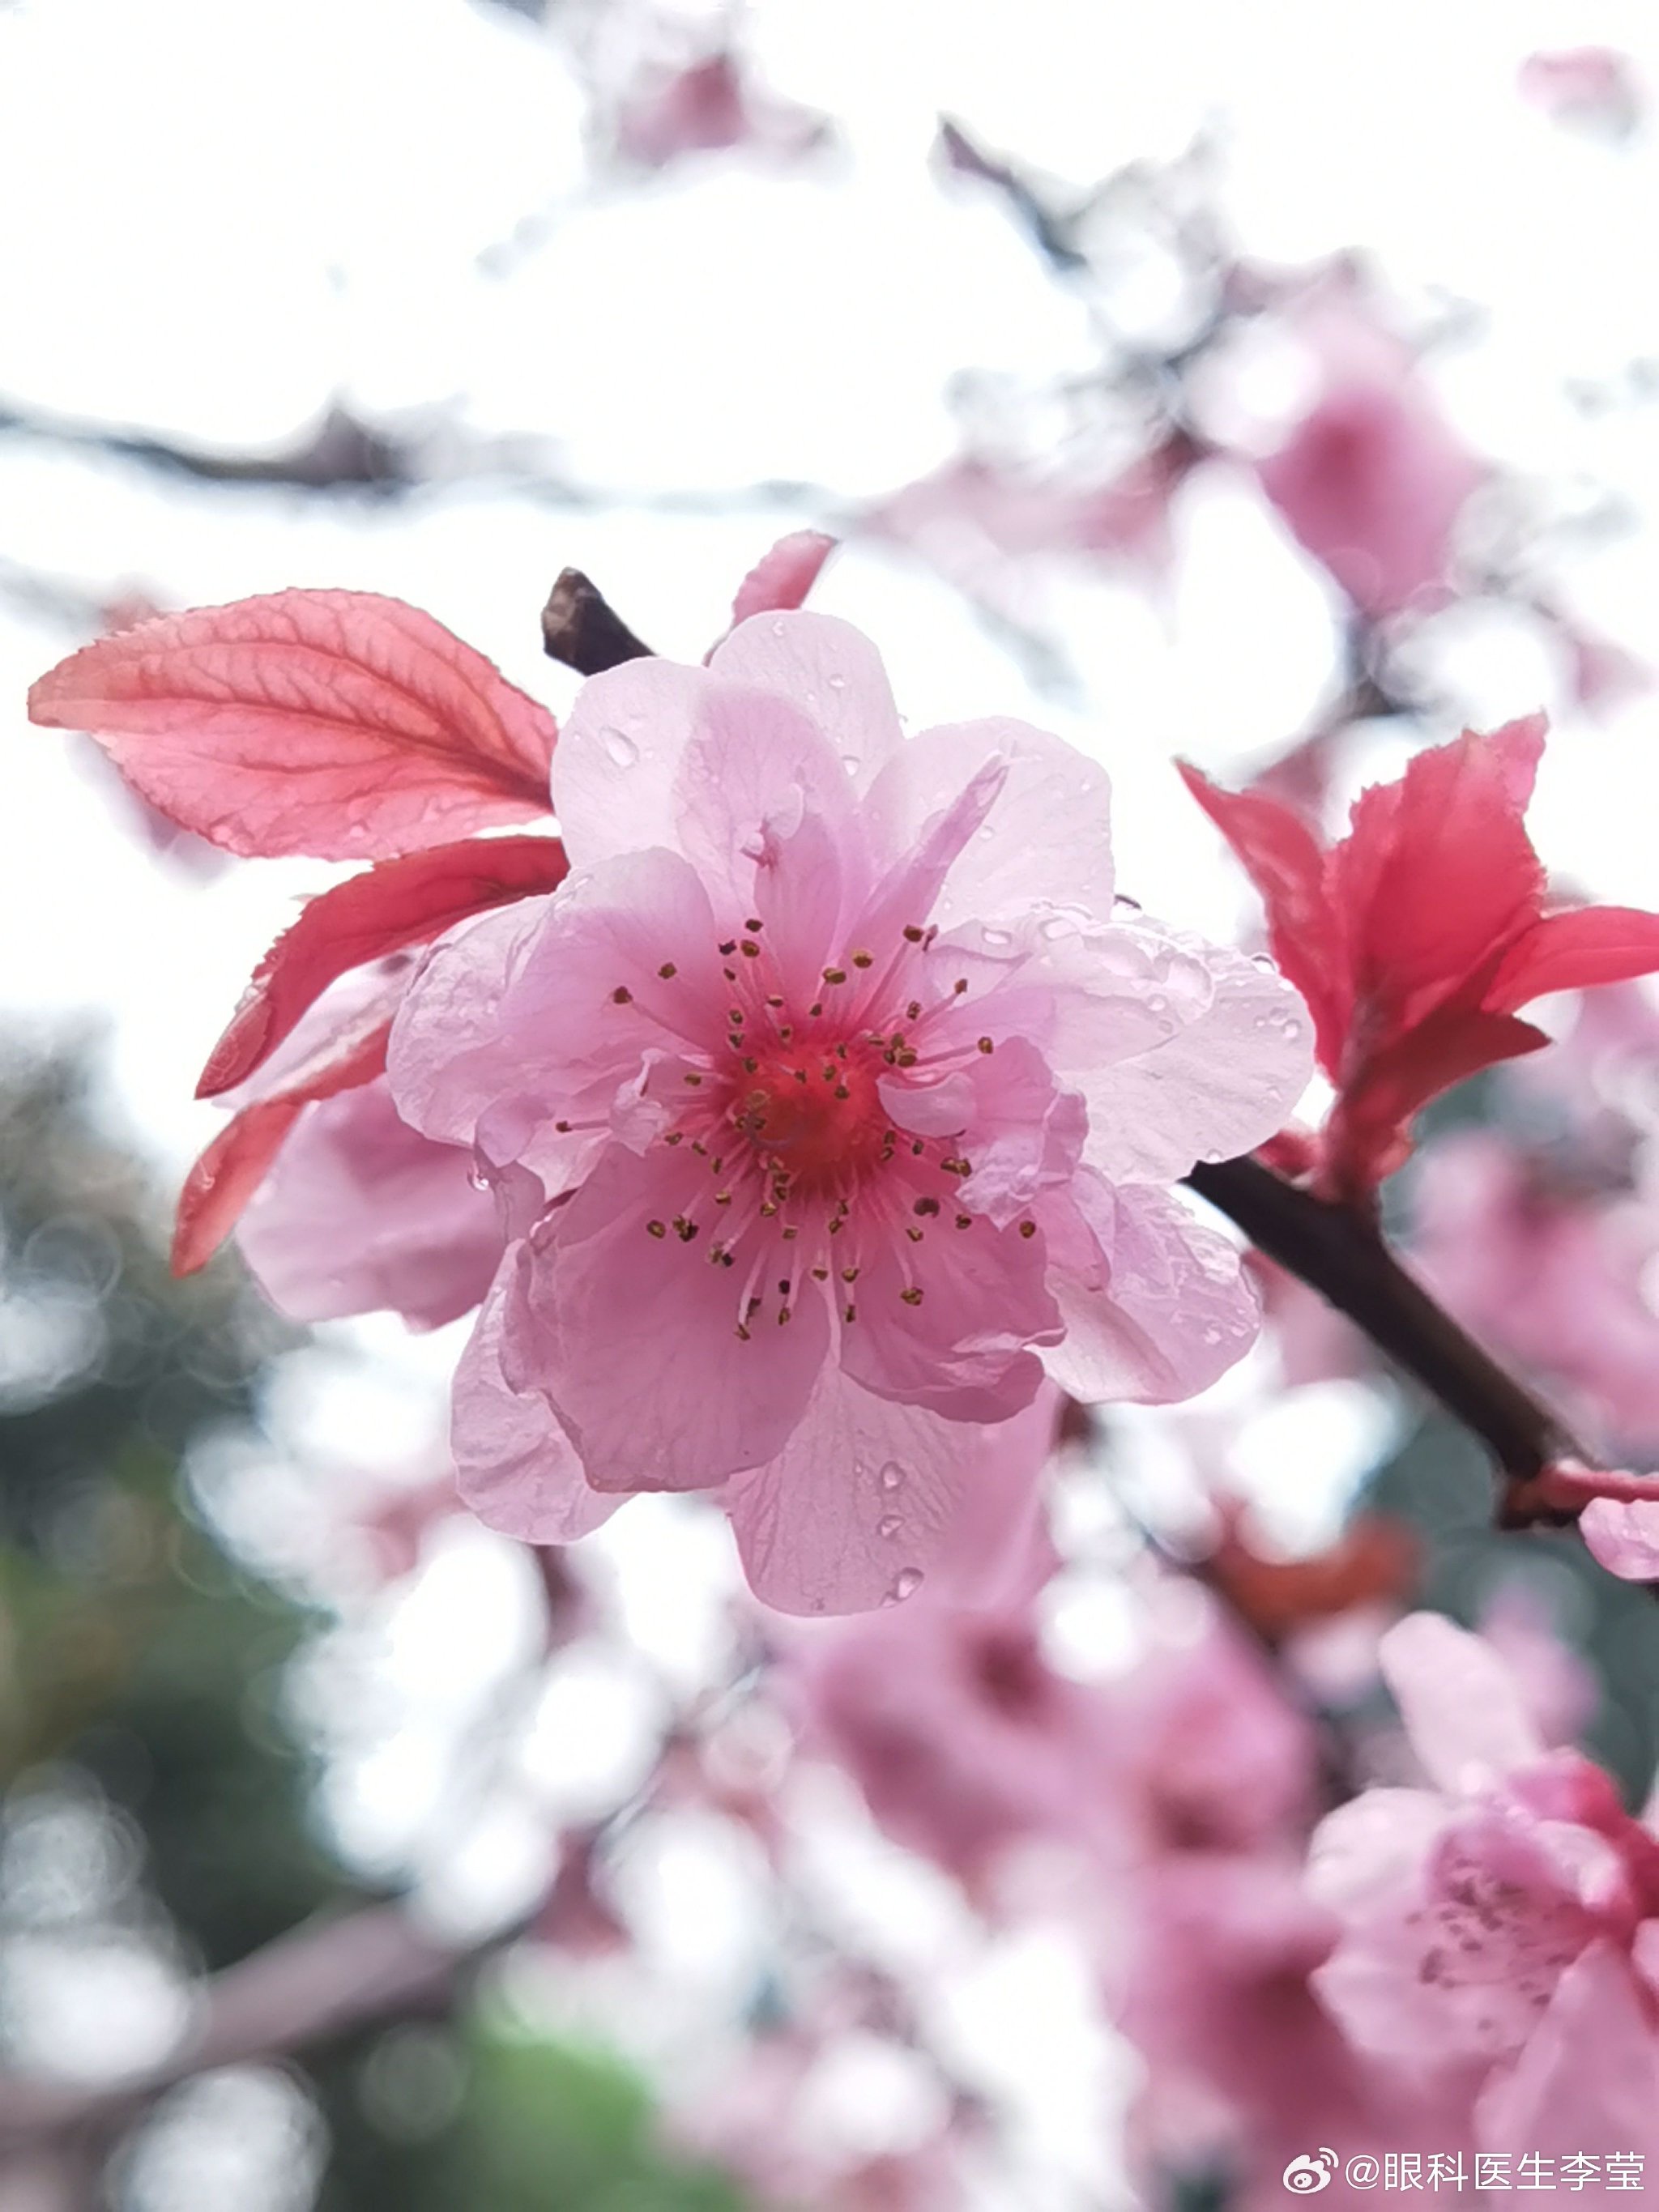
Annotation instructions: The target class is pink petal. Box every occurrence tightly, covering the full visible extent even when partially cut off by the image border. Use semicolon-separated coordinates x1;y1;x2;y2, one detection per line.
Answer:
237;1076;504;1329
672;674;862;932
198;834;569;1096
837;1194;1057;1423
1041;1174;1260;1404
723;1366;1056;1615
388;847;726;1179
452;1257;620;1544
708;611;905;796
868;717;1115;928
1487;903;1659;1012
1067;940;1313;1184
1379;1613;1545;1793
505;1142;831;1492
1477;1940;1659;2159
29;590;559;860
1581;1498;1659;1582
551;656;719;870
721;531;838;635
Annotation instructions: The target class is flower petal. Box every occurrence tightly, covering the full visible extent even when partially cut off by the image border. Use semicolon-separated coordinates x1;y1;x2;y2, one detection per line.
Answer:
505;1142;831;1492
452;1255;620;1544
29;590;559;860
871;717;1115;927
723;1366;1056;1615
1379;1613;1545;1794
1068;941;1312;1184
719;531;837;637
237;1077;504;1328
709;611;904;795
1488;904;1659;1012
1042;1174;1260;1404
198;835;569;1097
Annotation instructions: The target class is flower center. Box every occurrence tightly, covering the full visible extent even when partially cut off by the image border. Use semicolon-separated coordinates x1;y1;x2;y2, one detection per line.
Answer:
728;1038;890;1195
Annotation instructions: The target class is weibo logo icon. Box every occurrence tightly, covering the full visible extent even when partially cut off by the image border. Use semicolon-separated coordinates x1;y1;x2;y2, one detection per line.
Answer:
1282;2150;1337;2194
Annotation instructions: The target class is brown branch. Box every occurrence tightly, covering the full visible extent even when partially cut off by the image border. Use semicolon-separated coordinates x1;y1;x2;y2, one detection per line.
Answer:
540;569;655;675
1186;1154;1584;1526
0;1903;489;2150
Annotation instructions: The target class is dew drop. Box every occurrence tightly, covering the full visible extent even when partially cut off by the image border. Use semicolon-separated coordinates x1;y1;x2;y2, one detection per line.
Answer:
877;1460;905;1492
884;1566;924;1605
842;753;861;778
981;926;1014;950
827;671;847;691
1039;914;1075;940
600;727;638;768
876;1515;902;1540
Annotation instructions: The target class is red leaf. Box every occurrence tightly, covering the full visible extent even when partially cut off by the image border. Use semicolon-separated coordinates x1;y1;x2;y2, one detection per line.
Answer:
1334;719;1546;1034
1488;904;1659;1011
1326;1004;1550;1200
1177;763;1349;1068
198;833;569;1097
29;590;559;861
173;1005;394;1276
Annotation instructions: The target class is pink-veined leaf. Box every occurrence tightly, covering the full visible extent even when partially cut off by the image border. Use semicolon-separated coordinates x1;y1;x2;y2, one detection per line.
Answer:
29;590;560;861
198;833;569;1097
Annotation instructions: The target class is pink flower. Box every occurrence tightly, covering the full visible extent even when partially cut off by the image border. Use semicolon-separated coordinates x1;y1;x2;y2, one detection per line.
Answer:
608;48;832;173
386;613;1311;1610
1410;1127;1659;1454
1308;1613;1659;2151
786;1583;1110;1884
1520;49;1646;142
1252;293;1486;621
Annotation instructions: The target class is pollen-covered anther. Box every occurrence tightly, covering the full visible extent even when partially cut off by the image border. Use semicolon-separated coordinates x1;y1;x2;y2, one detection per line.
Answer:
740;940;761;958
899;1286;924;1306
851;950;873;969
646;1220;667;1238
658;962;677;979
612;986;632;1004
1018;1220;1037;1238
902;923;926;944
822;966;847;986
977;1036;995;1054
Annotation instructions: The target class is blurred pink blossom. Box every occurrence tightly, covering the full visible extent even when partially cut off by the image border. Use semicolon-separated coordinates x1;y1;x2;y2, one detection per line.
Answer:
1253;295;1486;621
609;48;831;171
1520;49;1646;141
1308;1613;1659;2156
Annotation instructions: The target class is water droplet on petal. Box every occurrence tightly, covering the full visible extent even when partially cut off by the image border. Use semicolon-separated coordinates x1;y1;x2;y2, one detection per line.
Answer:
884;1566;924;1605
878;1460;905;1492
600;727;638;768
842;753;861;778
981;925;1013;950
827;672;847;691
1040;914;1075;940
876;1515;902;1540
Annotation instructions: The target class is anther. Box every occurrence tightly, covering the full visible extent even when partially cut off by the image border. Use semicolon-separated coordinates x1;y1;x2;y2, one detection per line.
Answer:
841;1267;859;1283
955;1213;972;1230
740;940;761;958
902;923;925;943
821;966;847;985
953;978;969;995
900;1286;924;1306
1019;1221;1037;1238
851;950;873;969
719;940;737;956
744;917;763;933
675;1219;700;1244
684;1072;703;1087
778;1306;793;1326
977;1037;995;1054
612;986;633;1004
913;1198;940;1217
555;1119;573;1133
843;1303;857;1323
646;1220;667;1238
658;961;677;979
906;1226;924;1242
906;1000;922;1021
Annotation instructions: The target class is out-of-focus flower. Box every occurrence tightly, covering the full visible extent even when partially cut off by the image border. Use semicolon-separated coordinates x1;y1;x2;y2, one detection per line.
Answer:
1410;1128;1659;1454
1308;1613;1659;2155
1520;48;1646;142
1198;1503;1418;1649
1252;291;1486;621
608;46;832;172
1184;717;1659;1204
787;1589;1111;1885
387;611;1310;1608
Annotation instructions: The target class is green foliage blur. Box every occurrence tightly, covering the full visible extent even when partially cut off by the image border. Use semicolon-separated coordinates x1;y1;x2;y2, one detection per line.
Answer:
0;1048;744;2212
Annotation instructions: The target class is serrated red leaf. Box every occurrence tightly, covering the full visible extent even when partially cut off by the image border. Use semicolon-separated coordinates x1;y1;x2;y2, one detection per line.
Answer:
29;589;559;861
198;834;569;1097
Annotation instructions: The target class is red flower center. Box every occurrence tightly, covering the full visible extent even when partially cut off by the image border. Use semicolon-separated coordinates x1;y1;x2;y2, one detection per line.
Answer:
727;1037;891;1195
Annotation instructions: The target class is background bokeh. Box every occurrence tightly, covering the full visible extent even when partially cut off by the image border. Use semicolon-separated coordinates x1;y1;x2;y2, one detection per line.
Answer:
4;0;1659;2204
